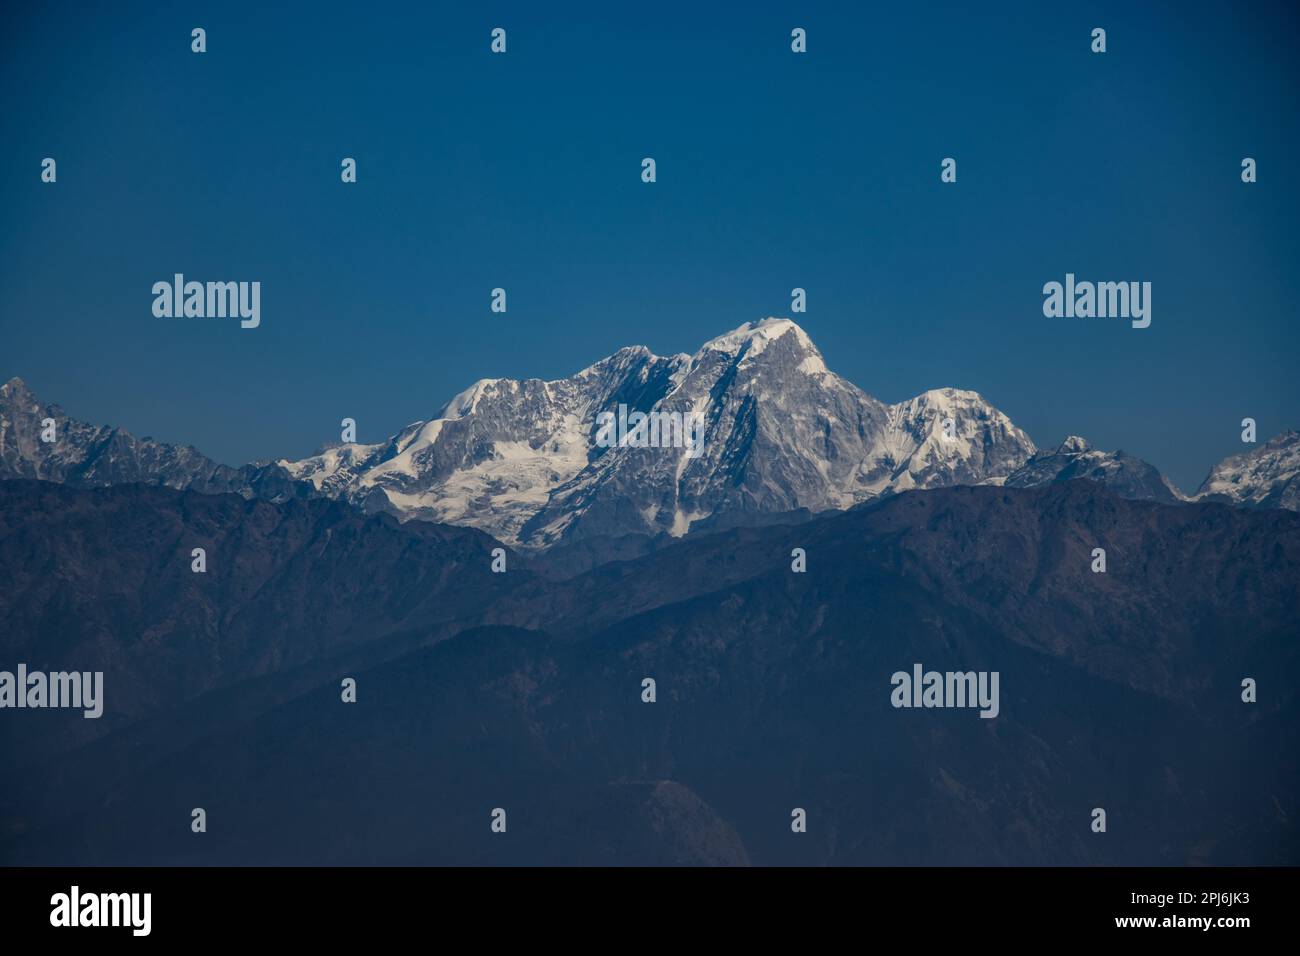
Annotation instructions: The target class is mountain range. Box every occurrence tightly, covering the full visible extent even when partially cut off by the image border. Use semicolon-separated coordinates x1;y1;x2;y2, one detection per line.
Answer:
2;318;1297;865
3;319;1296;552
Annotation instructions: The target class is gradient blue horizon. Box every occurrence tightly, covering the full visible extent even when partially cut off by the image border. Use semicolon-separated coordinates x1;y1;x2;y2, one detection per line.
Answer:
2;0;1297;492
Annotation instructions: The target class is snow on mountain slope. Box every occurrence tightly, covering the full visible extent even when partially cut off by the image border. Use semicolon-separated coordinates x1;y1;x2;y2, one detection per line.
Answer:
1004;435;1185;504
0;376;302;499
879;388;1036;495
520;319;895;545
275;318;1037;547
24;319;1292;551
276;346;691;543
1194;430;1300;510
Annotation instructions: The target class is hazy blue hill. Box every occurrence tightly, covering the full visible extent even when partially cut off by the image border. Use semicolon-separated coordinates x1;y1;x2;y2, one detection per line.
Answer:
1;479;1296;864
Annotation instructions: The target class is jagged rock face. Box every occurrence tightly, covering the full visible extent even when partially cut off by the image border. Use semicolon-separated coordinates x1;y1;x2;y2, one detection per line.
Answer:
279;346;692;544
11;321;1297;549
522;321;895;545
880;388;1037;493
0;377;237;493
1004;435;1184;504
1196;430;1300;510
279;319;1038;547
520;322;1037;546
0;377;306;502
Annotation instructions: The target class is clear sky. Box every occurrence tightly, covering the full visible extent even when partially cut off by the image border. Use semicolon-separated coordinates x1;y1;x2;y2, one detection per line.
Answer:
2;0;1297;492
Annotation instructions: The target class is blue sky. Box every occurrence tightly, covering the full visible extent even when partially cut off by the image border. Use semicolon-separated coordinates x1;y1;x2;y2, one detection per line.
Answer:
2;0;1297;491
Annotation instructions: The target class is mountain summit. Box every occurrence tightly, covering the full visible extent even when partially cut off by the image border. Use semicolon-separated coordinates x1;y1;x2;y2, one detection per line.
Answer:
0;376;240;493
5;323;1298;549
1196;430;1300;510
1003;434;1185;503
278;318;1036;547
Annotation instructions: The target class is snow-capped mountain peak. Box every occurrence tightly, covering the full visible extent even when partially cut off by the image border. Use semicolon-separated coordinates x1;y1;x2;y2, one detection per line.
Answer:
438;378;503;420
698;317;817;362
1195;430;1300;510
0;376;292;498
9;324;1294;550
1004;434;1183;503
875;388;1036;494
0;326;1041;548
270;320;1036;547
